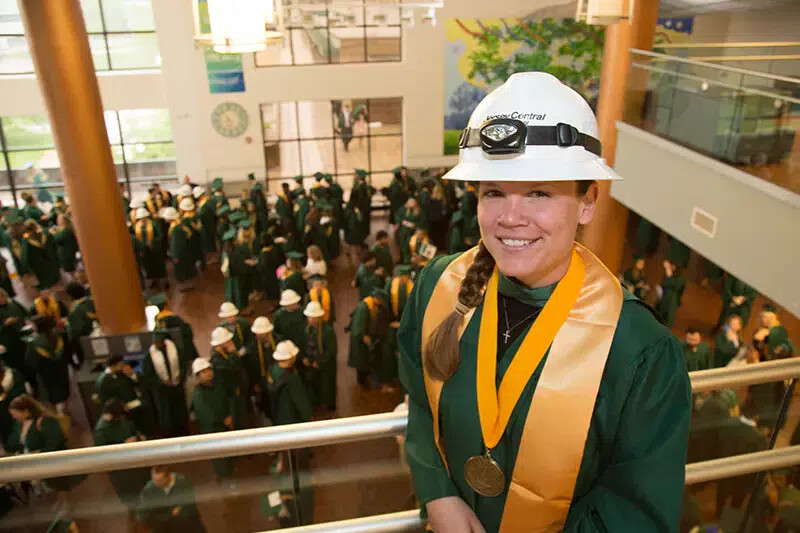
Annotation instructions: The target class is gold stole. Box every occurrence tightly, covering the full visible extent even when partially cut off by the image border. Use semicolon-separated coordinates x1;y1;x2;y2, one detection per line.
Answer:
234;322;244;346
364;296;377;321
155;309;174;330
420;244;623;532
35;297;60;321
257;340;268;378
135;219;154;246
169;221;192;240
390;277;413;320
310;287;331;322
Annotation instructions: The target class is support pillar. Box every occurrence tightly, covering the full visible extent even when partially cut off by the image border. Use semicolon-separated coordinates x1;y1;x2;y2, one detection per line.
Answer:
19;0;145;334
581;0;660;274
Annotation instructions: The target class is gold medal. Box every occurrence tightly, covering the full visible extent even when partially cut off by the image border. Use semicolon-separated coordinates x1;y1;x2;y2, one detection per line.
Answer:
464;449;505;497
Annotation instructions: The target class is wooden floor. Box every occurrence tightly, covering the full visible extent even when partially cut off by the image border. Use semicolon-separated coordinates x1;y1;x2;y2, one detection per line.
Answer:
2;212;798;532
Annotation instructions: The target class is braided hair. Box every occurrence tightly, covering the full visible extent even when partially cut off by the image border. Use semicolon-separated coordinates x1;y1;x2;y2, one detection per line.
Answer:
423;241;495;381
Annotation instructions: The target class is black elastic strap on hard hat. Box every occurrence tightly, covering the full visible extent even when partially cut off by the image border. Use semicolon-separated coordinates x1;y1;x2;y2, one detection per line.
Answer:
458;120;602;157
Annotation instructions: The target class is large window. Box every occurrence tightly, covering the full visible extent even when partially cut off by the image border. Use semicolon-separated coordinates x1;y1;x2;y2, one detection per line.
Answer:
254;1;401;67
260;98;402;191
0;109;176;203
0;0;161;75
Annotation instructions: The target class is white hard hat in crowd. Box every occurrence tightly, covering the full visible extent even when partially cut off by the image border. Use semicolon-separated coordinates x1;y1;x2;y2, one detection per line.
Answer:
135;208;149;220
304;301;325;318
179;198;195;212
192;186;205;199
274;340;299;361
217;302;239;318
443;72;620;183
251;316;274;334
178;184;193;197
192;357;212;375
279;290;301;307
209;327;234;347
160;207;179;221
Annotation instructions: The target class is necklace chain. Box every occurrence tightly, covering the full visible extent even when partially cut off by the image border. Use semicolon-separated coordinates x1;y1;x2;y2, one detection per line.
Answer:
501;295;541;345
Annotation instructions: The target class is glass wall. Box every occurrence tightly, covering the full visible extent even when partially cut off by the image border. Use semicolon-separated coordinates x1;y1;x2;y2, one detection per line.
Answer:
0;0;161;75
260;97;402;191
254;1;401;67
0;109;176;204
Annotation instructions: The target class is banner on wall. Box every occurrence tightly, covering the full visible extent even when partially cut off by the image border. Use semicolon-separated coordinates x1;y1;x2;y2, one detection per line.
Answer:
442;18;605;155
197;0;246;93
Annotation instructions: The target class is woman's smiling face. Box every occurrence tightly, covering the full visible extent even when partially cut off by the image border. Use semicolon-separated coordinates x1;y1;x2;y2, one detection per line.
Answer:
477;180;597;287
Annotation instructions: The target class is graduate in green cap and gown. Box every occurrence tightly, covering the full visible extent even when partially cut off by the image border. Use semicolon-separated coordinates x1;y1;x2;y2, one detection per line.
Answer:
166;208;197;290
133;208;167;289
26;316;70;410
353;169;374;234
94;353;152;435
51;214;79;279
310;172;329;203
656;260;686;329
93;398;150;510
195;187;218;259
717;274;758;330
151;293;199;364
371;230;394;276
389;166;413;225
3;212;29;278
276;182;293;220
302;209;331;261
316;201;339;260
714;314;744;368
216;204;231;247
141;330;189;437
291;175;305;201
383;265;413;389
681;328;713;372
398;73;689;533
303;301;337;411
248;177;269;233
268;340;312;426
273;290;307;356
210;177;228;209
0;289;30;381
754;304;796;361
64;282;95;368
245;316;277;421
348;288;388;388
280;252;307;297
256;234;283;300
0;356;27;447
324;174;345;221
233;220;259;311
138;465;206;533
293;189;311;236
20;193;46;225
21;220;61;290
354;251;385;301
396;197;424;265
622;256;649;300
307;275;335;324
190;358;234;479
209;327;246;430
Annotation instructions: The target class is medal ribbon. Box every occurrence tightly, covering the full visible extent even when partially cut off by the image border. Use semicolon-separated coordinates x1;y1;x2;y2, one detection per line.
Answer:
476;249;585;450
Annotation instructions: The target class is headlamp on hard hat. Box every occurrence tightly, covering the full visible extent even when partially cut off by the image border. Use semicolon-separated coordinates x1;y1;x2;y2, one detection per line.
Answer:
477;119;528;155
457;120;603;158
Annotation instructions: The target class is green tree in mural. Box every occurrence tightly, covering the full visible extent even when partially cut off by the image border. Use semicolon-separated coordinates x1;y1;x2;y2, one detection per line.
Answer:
466;18;605;107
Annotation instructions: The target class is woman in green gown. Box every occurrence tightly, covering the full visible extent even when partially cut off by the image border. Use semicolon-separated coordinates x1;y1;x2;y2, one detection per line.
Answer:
51;214;79;279
25;316;70;410
398;73;690;533
280;252;306;297
656;260;686;329
93;398;150;510
165;208;196;290
141;330;189;437
396;198;423;265
21;220;61;290
714;314;745;368
303;301;337;411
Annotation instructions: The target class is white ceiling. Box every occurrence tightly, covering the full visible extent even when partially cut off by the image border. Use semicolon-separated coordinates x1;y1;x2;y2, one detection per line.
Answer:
658;0;799;17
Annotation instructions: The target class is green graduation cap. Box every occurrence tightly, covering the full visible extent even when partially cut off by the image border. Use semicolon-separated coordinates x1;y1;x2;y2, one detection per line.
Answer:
252;182;263;191
222;228;237;242
211;177;224;191
293;175;304;184
392;166;406;176
313;172;325;181
287;250;304;261
394;265;412;276
324;173;334;182
147;293;167;308
238;219;252;229
229;212;245;223
355;169;370;179
371;288;389;302
217;205;231;216
718;389;738;410
247;172;256;181
152;329;171;341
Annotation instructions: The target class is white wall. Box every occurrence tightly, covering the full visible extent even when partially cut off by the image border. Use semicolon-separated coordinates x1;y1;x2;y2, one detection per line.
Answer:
0;0;556;186
692;4;800;43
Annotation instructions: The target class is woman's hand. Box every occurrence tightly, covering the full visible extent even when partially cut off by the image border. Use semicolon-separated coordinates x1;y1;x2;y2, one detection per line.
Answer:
426;497;486;533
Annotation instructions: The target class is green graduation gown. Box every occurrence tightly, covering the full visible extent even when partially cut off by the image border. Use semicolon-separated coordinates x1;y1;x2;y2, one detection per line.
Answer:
382;276;412;385
329;182;345;222
279;269;306;298
389;176;411;225
52;226;79;273
622;267;647;300
0;366;26;446
221;249;245;311
196;197;218;254
257;245;283;300
0;301;29;375
25;334;70;405
67;297;95;345
191;380;234;478
220;317;254;352
323;217;340;260
22;204;45;223
348;299;375;374
134;219;167;280
396;208;424;265
371;243;394;277
399;255;690;533
276;192;292;220
272;307;307;354
293;196;310;235
305;323;337;410
93;417;150;509
21;232;61;289
169;221;197;282
714;328;744;368
344;204;368;246
155;310;199;363
268;365;312;426
210;347;246;429
717;276;758;328
244;335;276;417
657;272;686;329
141;341;189;437
682;341;713;372
138;474;206;533
94;369;152;435
355;264;383;301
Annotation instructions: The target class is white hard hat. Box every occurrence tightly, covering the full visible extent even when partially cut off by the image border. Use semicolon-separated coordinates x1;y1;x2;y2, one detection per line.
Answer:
304;301;325;318
251;316;274;334
161;207;179;221
274;340;299;361
209;327;234;347
443;72;620;183
179;198;195;212
192;186;205;199
279;290;301;307
217;302;239;318
178;184;193;197
135;207;149;220
192;357;212;375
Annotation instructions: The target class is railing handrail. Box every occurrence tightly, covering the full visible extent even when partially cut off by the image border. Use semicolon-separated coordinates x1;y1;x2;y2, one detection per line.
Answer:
657;41;800;49
1;358;799;483
630;48;800;84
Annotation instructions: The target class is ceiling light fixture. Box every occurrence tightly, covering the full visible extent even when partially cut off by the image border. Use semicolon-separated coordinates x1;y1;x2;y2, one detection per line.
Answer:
194;0;284;54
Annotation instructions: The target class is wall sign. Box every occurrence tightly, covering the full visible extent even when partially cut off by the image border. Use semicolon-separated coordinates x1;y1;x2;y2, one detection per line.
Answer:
197;0;246;93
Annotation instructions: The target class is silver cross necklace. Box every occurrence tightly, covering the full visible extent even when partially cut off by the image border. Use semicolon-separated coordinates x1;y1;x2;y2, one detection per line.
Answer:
501;295;541;345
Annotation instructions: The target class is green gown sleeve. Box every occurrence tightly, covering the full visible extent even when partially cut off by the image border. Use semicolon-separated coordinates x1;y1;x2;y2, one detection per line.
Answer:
289;372;313;423
38;416;66;452
398;258;459;506
563;336;691;532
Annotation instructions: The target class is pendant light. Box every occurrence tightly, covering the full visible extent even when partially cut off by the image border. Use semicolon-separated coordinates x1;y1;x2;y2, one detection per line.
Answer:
194;0;283;54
